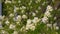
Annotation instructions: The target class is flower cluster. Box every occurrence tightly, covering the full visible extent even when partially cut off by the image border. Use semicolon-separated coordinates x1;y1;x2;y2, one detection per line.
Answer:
1;0;60;34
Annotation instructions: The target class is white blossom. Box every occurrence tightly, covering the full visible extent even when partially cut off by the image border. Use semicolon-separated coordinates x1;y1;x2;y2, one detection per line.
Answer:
13;31;18;34
26;24;35;30
5;0;11;4
18;0;21;3
47;24;52;27
20;26;26;32
54;17;57;20
20;6;26;10
16;15;21;21
42;16;48;23
27;19;32;25
22;15;27;19
32;12;36;16
42;2;46;6
16;22;20;25
32;17;40;23
5;20;10;25
21;10;25;13
55;26;59;30
44;11;51;17
9;13;14;17
0;16;5;20
35;0;41;3
30;25;35;31
14;6;19;12
28;0;32;5
9;24;16;29
53;23;57;27
35;10;38;13
46;5;53;11
22;6;26;9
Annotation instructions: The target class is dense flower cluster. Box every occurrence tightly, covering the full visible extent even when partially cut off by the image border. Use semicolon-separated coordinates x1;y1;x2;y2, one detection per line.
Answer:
1;0;60;34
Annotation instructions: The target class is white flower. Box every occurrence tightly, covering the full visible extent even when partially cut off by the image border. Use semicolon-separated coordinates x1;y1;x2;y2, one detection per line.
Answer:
30;25;35;31
22;6;26;9
28;0;32;5
27;19;32;25
44;11;51;17
32;12;36;16
26;24;33;30
1;30;6;34
55;26;59;30
35;10;38;13
42;2;46;6
53;23;57;27
9;13;14;17
32;17;40;23
54;17;56;20
47;24;52;27
16;15;21;21
9;24;16;29
42;16;48;23
13;31;18;34
16;22;20;25
20;6;26;10
5;20;10;25
0;16;5;20
5;0;11;4
21;10;25;13
18;0;21;3
22;15;27;19
14;6;19;12
35;0;41;3
46;5;53;11
38;6;41;10
20;26;26;31
26;25;31;30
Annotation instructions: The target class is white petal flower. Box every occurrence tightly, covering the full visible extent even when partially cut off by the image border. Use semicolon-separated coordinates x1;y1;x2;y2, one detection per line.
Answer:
26;24;33;30
14;6;19;13
27;19;32;25
22;6;26;9
42;2;46;6
35;0;41;3
44;11;51;17
5;20;10;25
55;26;59;30
21;10;25;13
16;15;21;21
13;31;18;34
35;10;38;13
46;5;53;11
53;23;57;27
18;0;21;3
9;13;14;17
54;17;57;20
47;24;52;27
42;17;48;23
5;0;11;4
32;17;40;23
22;15;27;19
1;30;6;34
32;12;36;16
30;25;35;31
9;24;16;29
16;22;20;25
0;16;5;20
